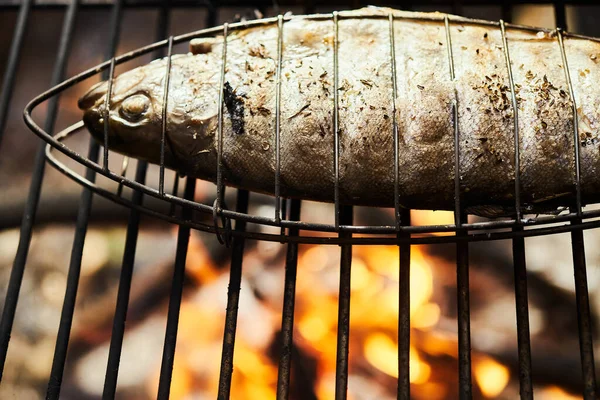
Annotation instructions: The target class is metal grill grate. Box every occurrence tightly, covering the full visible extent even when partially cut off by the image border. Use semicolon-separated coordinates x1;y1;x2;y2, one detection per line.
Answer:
0;1;599;399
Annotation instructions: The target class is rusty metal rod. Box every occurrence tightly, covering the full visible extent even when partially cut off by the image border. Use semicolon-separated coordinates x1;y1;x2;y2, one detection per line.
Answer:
398;209;411;400
276;198;302;400
217;189;250;400
334;205;353;400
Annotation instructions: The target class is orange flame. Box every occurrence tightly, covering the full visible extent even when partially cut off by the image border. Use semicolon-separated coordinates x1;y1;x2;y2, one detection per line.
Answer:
474;357;510;398
538;386;581;400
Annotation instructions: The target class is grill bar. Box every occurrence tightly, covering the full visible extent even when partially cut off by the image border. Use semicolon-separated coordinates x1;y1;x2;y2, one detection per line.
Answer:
157;177;197;399
103;162;147;399
571;225;598;399
444;14;473;398
214;22;229;242
102;56;115;171
274;14;284;223
15;1;89;397
389;14;401;230
557;29;583;215
397;209;411;400
0;0;31;148
46;139;95;400
45;0;125;395
500;13;535;399
1;0;86;385
103;3;167;396
456;219;472;399
499;19;522;220
216;189;250;400
443;16;462;226
512;228;533;399
276;198;302;400
159;35;174;196
116;156;130;196
554;4;598;398
333;11;341;229
0;0;37;379
334;205;353;400
169;175;180;216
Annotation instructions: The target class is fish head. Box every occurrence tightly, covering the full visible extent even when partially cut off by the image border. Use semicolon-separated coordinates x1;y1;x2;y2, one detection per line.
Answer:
78;59;176;164
79;54;221;180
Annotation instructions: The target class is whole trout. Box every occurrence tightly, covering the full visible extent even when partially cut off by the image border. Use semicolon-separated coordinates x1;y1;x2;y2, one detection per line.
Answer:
78;7;600;215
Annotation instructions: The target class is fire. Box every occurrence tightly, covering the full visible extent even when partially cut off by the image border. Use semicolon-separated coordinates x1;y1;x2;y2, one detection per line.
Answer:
363;334;431;385
474;357;510;398
538;386;581;400
147;221;573;400
363;333;397;378
409;346;432;385
230;343;277;399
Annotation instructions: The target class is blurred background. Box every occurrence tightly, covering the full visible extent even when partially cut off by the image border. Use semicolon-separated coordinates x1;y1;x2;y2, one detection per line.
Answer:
1;1;600;399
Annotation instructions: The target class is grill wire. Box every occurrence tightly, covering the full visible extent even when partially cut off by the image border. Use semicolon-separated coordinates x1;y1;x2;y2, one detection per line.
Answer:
0;0;599;399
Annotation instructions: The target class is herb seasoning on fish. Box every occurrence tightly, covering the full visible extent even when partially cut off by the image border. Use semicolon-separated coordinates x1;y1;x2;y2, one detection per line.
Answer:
78;7;600;217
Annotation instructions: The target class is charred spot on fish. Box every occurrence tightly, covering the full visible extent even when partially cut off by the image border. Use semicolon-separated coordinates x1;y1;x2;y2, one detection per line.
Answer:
223;82;245;135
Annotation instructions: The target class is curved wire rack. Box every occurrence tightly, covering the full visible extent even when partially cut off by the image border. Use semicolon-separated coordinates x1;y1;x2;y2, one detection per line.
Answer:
23;10;600;245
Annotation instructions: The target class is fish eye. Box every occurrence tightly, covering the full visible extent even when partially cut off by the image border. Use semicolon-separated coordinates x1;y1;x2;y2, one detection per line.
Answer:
119;94;150;121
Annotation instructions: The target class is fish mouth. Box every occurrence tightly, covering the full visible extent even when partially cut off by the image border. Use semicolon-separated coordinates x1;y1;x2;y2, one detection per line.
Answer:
82;106;107;143
78;80;108;110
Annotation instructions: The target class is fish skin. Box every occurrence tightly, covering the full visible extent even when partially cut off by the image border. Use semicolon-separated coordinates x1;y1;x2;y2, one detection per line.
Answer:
78;7;600;215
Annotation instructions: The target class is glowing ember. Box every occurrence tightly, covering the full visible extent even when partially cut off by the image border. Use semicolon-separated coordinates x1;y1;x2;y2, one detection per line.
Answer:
474;357;510;398
363;333;397;377
409;346;431;385
538;386;581;400
363;333;431;386
411;302;440;329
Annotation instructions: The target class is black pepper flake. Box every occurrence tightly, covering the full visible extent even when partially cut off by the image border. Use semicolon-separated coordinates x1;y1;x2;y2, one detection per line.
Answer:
417;85;425;90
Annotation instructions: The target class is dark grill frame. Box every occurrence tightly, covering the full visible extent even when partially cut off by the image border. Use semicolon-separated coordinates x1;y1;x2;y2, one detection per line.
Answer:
0;1;598;400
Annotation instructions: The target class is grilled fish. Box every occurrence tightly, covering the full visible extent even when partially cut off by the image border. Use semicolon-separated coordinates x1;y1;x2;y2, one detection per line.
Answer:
78;7;600;215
